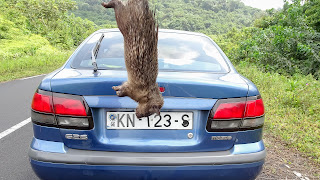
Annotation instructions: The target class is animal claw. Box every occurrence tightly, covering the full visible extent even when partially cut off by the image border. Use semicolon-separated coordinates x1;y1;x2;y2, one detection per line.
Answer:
112;86;120;91
116;90;126;97
136;112;142;119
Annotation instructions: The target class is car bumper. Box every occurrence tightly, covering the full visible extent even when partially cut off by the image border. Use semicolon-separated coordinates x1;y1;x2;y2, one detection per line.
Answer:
29;138;266;180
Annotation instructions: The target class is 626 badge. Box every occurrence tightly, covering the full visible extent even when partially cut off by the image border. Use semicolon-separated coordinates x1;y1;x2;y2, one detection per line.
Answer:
106;112;193;130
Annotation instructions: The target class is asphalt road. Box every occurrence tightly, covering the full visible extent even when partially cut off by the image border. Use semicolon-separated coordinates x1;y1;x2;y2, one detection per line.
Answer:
0;75;45;180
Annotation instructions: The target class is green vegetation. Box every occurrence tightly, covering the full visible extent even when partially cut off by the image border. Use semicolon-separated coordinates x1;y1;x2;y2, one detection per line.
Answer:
73;0;262;34
2;0;97;49
0;0;319;164
304;0;320;32
0;13;71;82
214;0;320;79
236;62;320;163
0;47;72;82
0;0;99;81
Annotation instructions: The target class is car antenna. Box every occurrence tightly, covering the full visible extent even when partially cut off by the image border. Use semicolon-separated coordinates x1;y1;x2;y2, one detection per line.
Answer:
91;34;105;73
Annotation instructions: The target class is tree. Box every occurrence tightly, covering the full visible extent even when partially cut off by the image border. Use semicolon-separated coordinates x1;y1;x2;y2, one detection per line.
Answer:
304;0;320;32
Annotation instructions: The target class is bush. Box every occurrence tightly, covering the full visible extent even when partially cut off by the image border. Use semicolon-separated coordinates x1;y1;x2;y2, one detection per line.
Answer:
215;0;320;79
1;0;97;49
0;8;73;82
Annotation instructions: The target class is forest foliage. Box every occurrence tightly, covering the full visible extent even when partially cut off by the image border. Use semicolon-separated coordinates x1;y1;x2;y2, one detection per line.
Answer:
214;0;320;79
0;0;97;49
73;0;262;34
0;0;95;81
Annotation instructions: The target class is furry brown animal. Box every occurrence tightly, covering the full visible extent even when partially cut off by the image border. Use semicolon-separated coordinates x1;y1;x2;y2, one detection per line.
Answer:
101;0;164;118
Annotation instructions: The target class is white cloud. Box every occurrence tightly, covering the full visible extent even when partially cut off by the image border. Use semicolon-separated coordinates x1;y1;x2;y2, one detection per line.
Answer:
240;0;285;10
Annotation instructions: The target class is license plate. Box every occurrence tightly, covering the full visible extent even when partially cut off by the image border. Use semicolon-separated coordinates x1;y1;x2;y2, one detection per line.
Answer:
106;112;193;129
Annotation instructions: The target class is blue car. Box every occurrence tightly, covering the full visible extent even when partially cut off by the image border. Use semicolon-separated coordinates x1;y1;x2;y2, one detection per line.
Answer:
29;29;266;180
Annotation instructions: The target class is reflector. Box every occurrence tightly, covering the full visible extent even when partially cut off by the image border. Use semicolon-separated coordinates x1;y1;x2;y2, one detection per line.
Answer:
31;110;56;125
242;116;265;128
211;120;241;129
57;116;89;127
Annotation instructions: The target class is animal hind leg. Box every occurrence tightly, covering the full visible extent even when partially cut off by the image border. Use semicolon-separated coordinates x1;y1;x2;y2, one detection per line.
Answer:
147;87;164;115
136;101;163;118
135;93;164;118
146;96;164;116
136;103;149;119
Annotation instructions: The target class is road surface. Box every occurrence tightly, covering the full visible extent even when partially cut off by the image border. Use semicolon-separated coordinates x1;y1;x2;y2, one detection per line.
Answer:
0;75;44;180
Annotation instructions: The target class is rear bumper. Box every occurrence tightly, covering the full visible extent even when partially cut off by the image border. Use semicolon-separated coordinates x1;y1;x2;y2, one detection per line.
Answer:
29;138;265;179
29;143;266;166
30;159;264;180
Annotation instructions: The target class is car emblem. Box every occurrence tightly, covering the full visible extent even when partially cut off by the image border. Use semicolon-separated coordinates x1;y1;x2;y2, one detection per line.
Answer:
65;134;88;140
109;114;117;120
211;136;232;141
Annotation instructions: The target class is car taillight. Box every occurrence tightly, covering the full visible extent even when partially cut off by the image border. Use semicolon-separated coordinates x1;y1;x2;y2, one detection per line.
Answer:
53;96;87;116
31;93;53;113
207;96;265;132
31;90;93;130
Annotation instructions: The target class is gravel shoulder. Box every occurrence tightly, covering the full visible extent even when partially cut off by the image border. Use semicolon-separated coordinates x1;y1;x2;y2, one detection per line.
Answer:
257;133;320;180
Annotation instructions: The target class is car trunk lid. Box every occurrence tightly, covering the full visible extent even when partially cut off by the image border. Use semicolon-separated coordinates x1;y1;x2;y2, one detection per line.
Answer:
49;69;248;98
51;69;248;152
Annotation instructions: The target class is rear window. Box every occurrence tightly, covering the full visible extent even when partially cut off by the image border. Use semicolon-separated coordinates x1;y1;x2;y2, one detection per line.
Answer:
71;31;229;72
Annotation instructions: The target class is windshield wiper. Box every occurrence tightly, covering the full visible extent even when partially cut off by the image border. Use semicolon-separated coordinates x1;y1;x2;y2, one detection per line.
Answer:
91;34;105;72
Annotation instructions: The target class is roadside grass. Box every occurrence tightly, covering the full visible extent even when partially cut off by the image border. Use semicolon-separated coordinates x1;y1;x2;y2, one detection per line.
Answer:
236;61;320;163
0;45;72;82
0;15;73;82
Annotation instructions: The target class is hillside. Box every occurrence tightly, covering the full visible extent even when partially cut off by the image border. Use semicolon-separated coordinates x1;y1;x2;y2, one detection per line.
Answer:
72;0;262;34
0;0;97;81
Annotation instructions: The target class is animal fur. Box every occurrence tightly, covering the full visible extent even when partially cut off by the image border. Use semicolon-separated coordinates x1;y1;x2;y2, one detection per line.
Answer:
101;0;164;118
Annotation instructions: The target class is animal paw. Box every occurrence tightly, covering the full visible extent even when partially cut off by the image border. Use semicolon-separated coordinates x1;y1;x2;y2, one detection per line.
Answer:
135;104;161;118
150;105;161;116
112;86;121;91
112;85;126;97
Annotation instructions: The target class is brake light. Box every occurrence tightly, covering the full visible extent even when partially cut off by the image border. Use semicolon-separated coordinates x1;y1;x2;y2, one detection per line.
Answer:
159;87;165;93
213;101;246;119
207;96;265;132
53;97;87;116
31;93;53;113
244;99;264;117
31;90;92;129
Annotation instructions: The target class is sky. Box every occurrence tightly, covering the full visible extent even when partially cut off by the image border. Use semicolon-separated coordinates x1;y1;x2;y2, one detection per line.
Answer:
240;0;285;10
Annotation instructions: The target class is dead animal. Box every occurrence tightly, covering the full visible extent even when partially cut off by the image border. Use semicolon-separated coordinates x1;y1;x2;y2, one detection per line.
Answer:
101;0;164;118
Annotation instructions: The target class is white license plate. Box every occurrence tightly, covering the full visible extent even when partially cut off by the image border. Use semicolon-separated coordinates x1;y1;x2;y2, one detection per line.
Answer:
106;112;193;129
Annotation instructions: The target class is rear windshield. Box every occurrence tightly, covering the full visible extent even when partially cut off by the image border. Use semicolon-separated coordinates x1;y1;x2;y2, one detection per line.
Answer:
71;31;229;72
